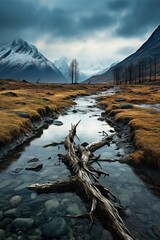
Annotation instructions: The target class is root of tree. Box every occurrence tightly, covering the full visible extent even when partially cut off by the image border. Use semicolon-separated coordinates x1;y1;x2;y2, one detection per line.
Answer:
28;121;133;240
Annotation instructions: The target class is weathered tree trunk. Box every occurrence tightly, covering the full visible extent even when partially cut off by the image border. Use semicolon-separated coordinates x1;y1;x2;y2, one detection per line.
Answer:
28;122;133;240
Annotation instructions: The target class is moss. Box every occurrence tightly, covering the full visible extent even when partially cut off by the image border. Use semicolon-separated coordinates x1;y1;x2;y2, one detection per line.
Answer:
98;85;160;167
0;80;106;146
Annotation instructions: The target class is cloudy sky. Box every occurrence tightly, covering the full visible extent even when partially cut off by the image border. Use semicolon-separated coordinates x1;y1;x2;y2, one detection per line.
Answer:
0;0;159;74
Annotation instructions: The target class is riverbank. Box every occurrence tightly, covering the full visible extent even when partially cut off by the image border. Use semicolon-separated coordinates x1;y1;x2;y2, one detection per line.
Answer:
98;85;160;167
0;79;107;158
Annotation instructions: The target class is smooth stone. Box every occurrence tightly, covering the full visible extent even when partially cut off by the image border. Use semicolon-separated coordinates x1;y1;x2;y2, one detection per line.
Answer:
4;208;21;218
12;218;34;230
42;217;67;238
120;103;133;109
10;195;22;207
16;112;30;118
115;97;126;102
25;162;43;171
66;203;83;215
30;192;37;200
3;92;17;97
1;218;13;228
27;158;39;163
11;168;23;174
16;102;26;105
53;120;63;126
44;199;59;211
6;237;14;240
0;229;5;240
42;98;50;101
97;117;104;121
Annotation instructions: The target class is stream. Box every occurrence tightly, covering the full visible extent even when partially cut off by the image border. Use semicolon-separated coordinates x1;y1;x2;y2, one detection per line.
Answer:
0;88;160;240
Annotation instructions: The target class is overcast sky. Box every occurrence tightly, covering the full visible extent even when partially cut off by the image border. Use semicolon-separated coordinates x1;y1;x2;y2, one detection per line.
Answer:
0;0;159;74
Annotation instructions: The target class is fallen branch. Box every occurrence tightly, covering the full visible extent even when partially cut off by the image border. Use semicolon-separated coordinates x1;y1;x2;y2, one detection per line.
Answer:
28;122;133;240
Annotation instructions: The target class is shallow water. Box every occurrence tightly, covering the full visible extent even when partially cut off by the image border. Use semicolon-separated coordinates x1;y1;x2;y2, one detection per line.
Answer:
0;88;160;240
135;103;160;112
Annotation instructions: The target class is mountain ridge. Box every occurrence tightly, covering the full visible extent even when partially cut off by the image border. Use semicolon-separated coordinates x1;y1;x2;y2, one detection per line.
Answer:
85;25;160;84
0;38;66;83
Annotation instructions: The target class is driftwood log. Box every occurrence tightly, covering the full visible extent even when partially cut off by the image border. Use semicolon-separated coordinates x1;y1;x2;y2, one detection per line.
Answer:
28;122;133;240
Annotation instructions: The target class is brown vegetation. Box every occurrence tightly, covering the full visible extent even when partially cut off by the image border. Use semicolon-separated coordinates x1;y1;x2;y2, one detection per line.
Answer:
98;85;160;167
0;79;105;146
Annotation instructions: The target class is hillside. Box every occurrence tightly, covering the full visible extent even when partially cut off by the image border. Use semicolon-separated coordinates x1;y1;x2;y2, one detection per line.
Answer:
86;25;160;84
0;39;66;83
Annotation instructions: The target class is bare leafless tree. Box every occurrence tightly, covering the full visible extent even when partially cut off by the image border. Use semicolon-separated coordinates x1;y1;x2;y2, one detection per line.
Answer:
69;59;79;84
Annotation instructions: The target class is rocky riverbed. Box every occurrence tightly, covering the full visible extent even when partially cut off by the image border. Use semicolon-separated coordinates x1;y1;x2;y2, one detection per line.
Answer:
0;89;160;240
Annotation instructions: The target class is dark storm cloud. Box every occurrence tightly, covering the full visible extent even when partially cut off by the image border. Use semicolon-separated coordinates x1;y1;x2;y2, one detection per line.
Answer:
115;0;160;37
0;0;160;45
108;0;130;11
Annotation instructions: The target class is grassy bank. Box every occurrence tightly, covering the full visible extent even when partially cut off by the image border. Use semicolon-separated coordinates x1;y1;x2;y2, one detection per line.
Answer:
0;79;105;147
99;85;160;167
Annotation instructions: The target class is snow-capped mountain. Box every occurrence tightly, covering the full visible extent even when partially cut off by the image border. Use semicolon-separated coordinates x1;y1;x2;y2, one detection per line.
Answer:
0;38;66;83
54;56;87;83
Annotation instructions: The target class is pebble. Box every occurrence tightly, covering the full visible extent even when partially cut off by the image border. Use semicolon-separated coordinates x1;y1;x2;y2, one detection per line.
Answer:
42;217;67;238
27;158;39;163
12;218;34;231
4;208;21;218
30;192;37;200
44;199;60;211
53;120;63;126
0;229;5;240
120;103;133;109
66;203;84;215
25;162;43;171
10;195;22;207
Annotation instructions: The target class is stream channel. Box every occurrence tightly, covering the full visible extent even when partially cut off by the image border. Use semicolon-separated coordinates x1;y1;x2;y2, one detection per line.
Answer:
0;88;160;240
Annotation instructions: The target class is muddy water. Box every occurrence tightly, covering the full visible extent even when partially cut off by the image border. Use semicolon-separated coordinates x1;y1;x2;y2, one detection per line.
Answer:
0;89;160;240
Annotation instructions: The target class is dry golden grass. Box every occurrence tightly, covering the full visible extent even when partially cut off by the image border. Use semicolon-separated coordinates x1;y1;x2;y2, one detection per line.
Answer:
0;79;106;146
99;85;160;167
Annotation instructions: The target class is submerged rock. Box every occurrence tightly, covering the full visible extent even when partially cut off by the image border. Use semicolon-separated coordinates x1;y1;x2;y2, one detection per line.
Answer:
25;162;43;171
44;199;59;211
0;229;5;240
12;218;34;231
4;208;21;218
120;103;133;109
115;97;126;102
11;168;23;174
27;158;39;163
42;217;67;238
66;203;84;215
10;195;22;207
53;120;63;126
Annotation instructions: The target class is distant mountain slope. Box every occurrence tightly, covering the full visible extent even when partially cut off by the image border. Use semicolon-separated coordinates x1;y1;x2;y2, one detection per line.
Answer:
54;56;87;83
86;25;160;84
0;39;66;83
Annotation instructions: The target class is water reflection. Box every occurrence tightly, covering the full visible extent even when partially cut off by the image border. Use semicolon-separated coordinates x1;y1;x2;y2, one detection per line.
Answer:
0;89;159;239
